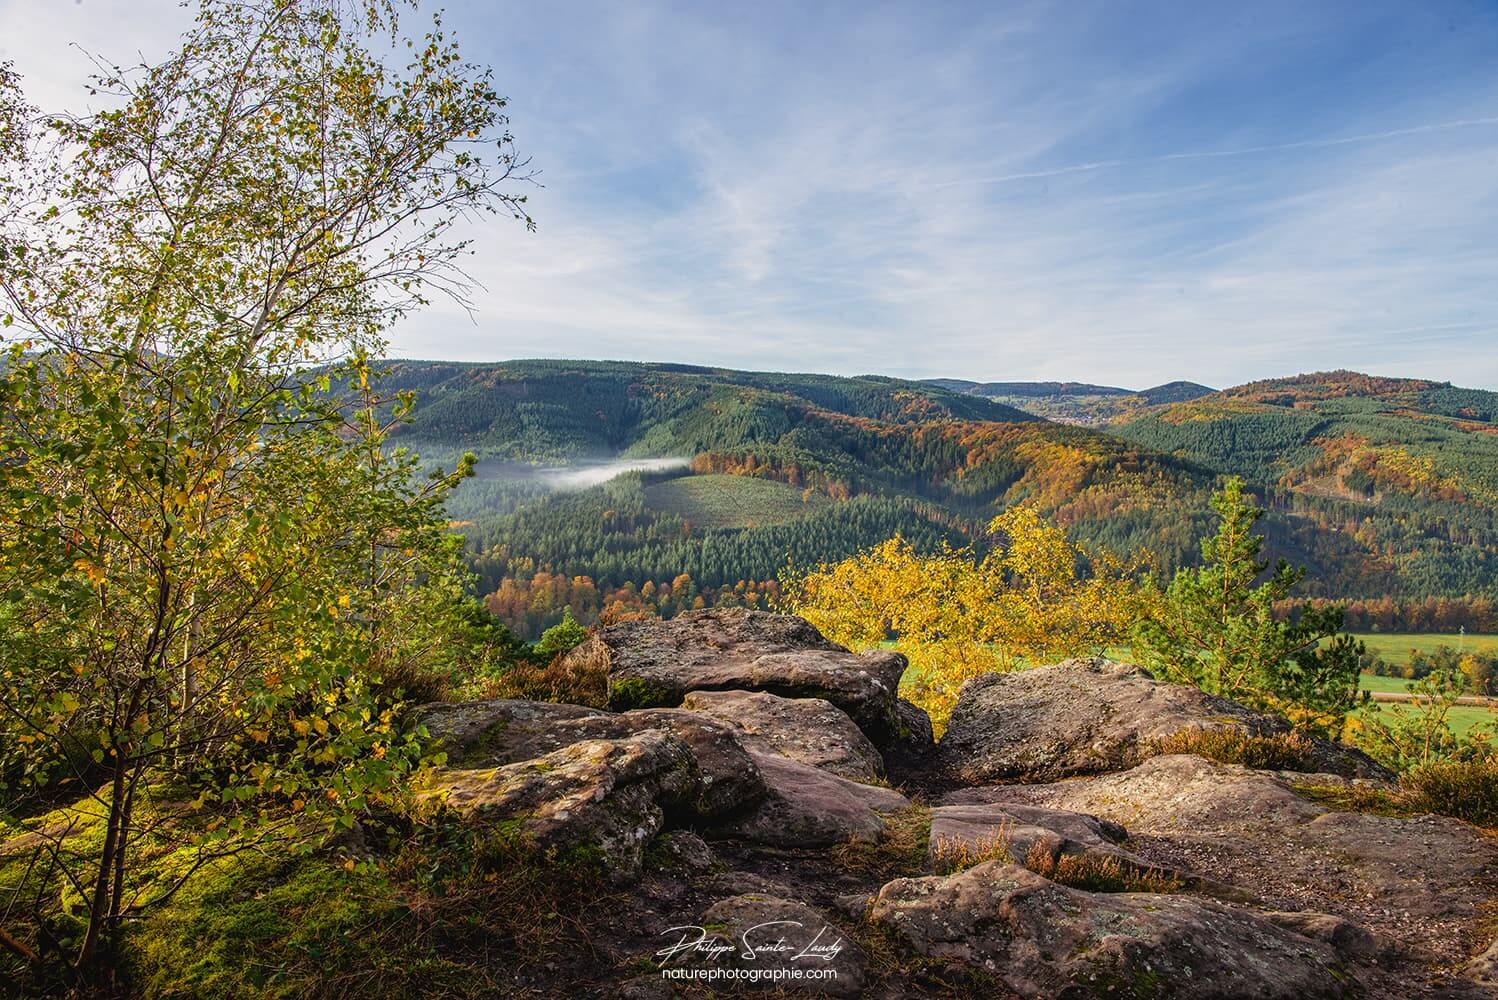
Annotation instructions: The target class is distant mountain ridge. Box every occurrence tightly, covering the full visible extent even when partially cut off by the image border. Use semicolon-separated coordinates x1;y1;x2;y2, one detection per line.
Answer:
925;377;1215;426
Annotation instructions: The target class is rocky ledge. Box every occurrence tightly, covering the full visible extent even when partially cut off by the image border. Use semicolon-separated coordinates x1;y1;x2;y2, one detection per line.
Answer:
412;610;1498;998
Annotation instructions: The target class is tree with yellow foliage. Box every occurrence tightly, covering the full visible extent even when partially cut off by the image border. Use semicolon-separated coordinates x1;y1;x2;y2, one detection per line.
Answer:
783;506;1141;732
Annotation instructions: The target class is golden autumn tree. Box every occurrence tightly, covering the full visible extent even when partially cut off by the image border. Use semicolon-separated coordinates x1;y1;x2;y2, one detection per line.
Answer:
783;506;1141;731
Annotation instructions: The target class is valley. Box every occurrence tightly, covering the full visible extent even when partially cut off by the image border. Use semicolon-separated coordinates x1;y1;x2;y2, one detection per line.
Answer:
381;361;1498;639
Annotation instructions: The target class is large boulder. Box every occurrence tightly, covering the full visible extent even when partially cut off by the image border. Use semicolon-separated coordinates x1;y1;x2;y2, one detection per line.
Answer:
869;861;1354;999
681;689;884;782
412;698;765;818
711;749;911;847
937;658;1385;783
655;894;867;997
888;698;936;764
956;753;1498;973
560;609;907;743
1465;937;1498;988
418;731;698;881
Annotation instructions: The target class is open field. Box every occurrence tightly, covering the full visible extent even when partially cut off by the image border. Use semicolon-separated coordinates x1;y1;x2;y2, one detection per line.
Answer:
1356;670;1496;737
1351;632;1498;666
643;474;830;529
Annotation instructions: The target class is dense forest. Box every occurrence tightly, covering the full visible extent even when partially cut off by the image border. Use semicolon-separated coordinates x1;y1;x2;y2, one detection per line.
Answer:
378;362;1498;637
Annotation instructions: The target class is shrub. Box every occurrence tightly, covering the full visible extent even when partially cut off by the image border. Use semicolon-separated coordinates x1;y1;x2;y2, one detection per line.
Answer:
534;608;588;657
1151;728;1315;771
1352;668;1494;771
479;651;608;707
1402;758;1498;827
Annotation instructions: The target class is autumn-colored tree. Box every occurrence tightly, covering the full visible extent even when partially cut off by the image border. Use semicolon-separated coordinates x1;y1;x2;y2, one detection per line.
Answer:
0;0;530;976
784;507;1140;731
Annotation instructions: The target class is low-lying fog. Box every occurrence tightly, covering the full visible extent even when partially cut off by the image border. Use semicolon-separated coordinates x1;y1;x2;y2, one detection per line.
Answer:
472;456;689;491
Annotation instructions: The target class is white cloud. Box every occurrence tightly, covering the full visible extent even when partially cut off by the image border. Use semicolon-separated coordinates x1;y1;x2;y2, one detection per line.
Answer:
7;0;1498;390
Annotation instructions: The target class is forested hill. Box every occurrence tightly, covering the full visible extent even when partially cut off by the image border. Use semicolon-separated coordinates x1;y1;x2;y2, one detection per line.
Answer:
1115;370;1498;603
383;360;1498;637
1116;371;1498;506
381;359;1223;635
927;377;1216;425
377;358;1035;460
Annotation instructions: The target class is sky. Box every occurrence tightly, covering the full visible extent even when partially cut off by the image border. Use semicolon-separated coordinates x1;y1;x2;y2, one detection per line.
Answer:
3;1;1498;390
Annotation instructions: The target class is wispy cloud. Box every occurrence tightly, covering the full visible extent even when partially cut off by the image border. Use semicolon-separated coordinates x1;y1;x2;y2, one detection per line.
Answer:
5;0;1498;389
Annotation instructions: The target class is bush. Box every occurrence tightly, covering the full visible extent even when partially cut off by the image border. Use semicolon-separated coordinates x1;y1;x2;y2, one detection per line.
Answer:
480;650;608;707
534;608;588;657
1402;758;1498;827
1151;728;1315;771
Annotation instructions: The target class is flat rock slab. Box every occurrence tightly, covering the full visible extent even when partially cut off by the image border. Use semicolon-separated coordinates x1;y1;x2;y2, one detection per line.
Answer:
419;730;698;881
936;658;1385;783
682;689;884;781
870;861;1353;999
654;894;867;997
412;697;765;818
413;698;606;752
560;609;907;743
959;753;1498;975
710;750;911;847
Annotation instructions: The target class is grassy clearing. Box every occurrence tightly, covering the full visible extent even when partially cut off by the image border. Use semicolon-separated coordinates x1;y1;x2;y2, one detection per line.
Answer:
643;473;829;529
1;790;622;998
1350;632;1498;665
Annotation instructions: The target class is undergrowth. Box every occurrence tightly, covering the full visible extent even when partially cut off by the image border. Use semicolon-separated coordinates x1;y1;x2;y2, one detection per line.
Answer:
1152;728;1315;771
1296;757;1498;829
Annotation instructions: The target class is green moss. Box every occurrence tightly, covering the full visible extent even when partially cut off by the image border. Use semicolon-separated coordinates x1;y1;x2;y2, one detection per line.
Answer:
127;853;482;1000
1293;782;1413;817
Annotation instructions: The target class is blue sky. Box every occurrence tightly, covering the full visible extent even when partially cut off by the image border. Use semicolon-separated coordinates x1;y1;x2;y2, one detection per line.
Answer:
4;1;1498;389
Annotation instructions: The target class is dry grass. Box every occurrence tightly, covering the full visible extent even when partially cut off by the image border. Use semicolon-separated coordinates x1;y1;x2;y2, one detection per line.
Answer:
829;806;931;880
481;651;608;708
1152;727;1315;771
1024;841;1183;893
929;826;1013;875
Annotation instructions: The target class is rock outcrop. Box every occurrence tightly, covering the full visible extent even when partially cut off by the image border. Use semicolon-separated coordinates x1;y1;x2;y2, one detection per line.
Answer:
937;657;1387;783
407;618;1496;997
712;749;911;847
955;753;1498;973
560;608;908;743
418;730;697;880
681;689;885;781
413;697;766;818
870;861;1353;999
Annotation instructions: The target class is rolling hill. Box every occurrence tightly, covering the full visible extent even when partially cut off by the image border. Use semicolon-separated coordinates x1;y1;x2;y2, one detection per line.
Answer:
1115;370;1498;604
382;361;1498;636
